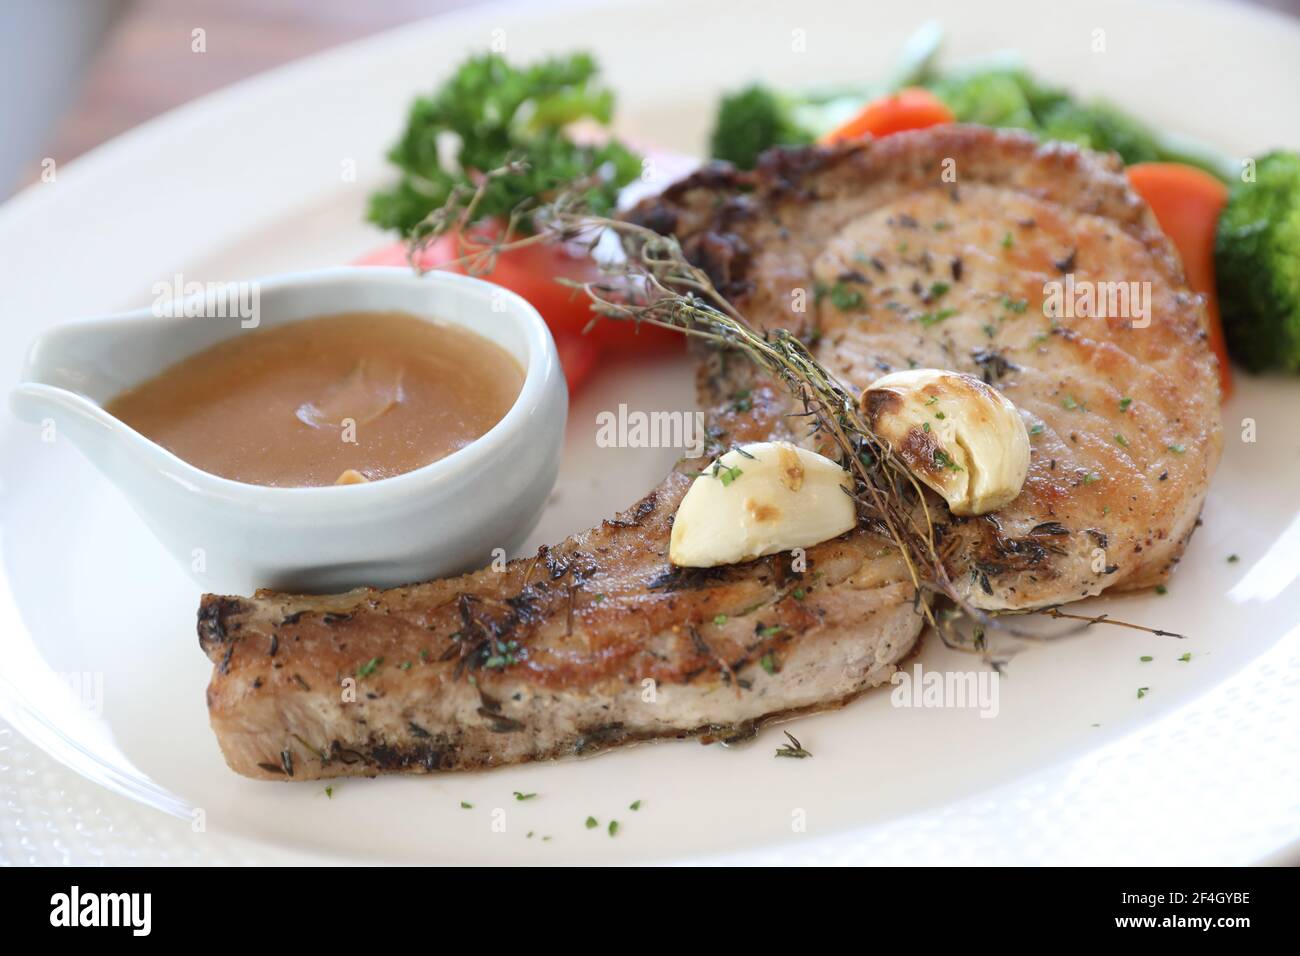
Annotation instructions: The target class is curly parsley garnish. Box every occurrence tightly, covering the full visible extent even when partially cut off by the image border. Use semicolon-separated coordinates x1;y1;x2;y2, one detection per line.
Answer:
368;52;640;237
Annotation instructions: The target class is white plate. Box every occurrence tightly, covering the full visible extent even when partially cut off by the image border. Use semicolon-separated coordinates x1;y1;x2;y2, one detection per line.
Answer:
2;0;1299;865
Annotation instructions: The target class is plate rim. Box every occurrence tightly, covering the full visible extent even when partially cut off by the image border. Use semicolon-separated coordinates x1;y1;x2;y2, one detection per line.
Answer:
2;0;1299;866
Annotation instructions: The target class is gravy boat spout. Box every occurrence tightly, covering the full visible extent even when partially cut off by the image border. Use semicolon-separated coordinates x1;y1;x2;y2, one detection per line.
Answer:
8;268;567;594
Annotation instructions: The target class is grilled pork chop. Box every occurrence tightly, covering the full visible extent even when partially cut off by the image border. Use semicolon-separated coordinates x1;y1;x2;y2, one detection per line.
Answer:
199;126;1221;780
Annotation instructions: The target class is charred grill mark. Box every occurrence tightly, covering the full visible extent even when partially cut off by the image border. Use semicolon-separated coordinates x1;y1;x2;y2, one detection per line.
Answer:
688;625;712;658
506;581;547;614
197;596;245;653
1029;521;1071;537
971;348;1019;385
603;493;661;529
683;231;754;300
648;562;746;592
970;516;1065;578
453;595;493;679
632;202;677;237
477;708;524;733
573;722;629;755
449;584;559;678
699;720;760;746
544;548;571;579
369;742;448;772
756;142;841;199
329;742;366;765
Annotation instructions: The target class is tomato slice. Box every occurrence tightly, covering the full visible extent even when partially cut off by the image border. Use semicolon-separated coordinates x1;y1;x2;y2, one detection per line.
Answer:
552;333;602;395
1126;163;1232;399
819;88;954;145
355;228;682;357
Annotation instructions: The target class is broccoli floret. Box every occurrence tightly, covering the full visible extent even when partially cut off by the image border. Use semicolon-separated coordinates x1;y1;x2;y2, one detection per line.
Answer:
709;85;816;169
927;68;1041;129
1215;151;1300;372
928;68;1218;173
1036;99;1161;165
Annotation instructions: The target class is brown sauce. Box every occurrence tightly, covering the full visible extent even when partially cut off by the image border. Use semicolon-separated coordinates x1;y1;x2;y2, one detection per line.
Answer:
106;311;524;487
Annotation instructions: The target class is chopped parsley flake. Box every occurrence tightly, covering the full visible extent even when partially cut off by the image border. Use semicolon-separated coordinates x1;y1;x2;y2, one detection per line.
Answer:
815;280;864;311
356;657;383;678
1119;397;1133;412
1030;423;1045;435
461;801;473;809
828;284;864;311
1140;655;1153;662
1137;687;1150;699
1114;433;1129;448
513;791;538;801
608;820;620;837
1179;653;1192;663
630;800;642;811
917;307;957;327
716;464;743;486
933;449;963;472
1168;443;1186;454
713;613;729;626
760;653;777;675
585;816;598;829
484;639;521;669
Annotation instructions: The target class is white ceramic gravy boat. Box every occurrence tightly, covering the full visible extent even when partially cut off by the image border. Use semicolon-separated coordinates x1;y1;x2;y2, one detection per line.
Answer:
9;267;566;594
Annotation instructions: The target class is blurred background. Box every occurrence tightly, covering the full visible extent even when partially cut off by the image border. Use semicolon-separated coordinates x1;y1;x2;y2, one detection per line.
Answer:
3;0;1299;198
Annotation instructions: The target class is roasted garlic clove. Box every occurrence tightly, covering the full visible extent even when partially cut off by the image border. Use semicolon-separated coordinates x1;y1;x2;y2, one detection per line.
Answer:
862;368;1030;516
669;441;856;567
